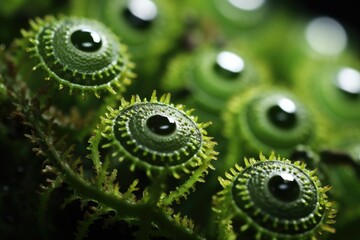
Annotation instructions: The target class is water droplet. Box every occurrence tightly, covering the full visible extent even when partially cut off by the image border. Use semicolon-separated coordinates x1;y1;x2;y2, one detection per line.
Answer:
268;173;300;202
335;67;360;98
146;114;176;135
267;98;297;129
123;0;157;29
214;51;245;79
71;28;102;52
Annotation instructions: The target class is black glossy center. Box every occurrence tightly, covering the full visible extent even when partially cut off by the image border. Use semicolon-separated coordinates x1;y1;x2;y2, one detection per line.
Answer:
214;51;244;79
267;101;297;129
146;115;176;135
123;0;157;30
71;29;102;52
268;174;300;202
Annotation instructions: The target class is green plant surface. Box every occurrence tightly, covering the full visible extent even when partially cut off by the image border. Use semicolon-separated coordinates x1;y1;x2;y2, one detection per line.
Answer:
1;0;359;239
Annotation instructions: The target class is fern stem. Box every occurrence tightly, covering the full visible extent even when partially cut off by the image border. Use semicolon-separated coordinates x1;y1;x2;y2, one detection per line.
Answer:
89;127;117;187
161;159;211;206
21;97;204;240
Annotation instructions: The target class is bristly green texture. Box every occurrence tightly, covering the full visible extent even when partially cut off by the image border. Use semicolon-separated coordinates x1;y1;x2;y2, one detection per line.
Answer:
9;15;136;139
10;85;211;240
213;152;337;240
19;15;135;98
89;91;217;203
3;0;357;239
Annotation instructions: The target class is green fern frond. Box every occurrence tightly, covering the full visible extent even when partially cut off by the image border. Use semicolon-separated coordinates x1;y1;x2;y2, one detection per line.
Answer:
123;179;140;201
172;212;195;232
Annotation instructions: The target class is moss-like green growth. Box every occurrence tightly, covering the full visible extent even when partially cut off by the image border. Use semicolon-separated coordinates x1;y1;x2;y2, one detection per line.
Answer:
213;152;336;240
